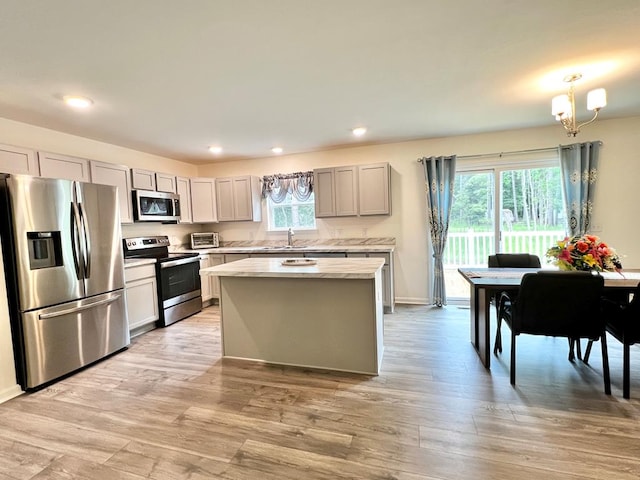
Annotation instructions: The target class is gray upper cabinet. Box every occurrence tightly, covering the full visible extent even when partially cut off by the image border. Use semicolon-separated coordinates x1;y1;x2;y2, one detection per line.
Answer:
89;161;133;224
215;175;261;222
314;166;358;217
176;176;193;223
358;162;390;215
313;168;336;217
131;169;177;193
0;143;39;175
155;173;177;193
190;177;218;223
314;163;389;217
131;168;156;190
38;151;91;182
215;177;235;221
334;166;358;216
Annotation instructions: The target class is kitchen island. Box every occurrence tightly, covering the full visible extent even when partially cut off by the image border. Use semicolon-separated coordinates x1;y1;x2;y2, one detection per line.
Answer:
201;257;385;375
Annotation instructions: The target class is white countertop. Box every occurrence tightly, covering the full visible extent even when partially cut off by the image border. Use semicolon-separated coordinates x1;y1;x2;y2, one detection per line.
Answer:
180;244;394;255
201;257;385;279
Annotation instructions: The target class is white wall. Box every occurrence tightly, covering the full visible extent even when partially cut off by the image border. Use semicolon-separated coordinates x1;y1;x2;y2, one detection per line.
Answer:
0;239;23;402
0;114;638;399
0;117;198;176
1;114;639;304
198;116;640;304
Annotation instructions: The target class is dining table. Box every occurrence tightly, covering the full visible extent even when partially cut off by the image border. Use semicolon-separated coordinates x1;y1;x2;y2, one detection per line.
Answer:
458;267;640;369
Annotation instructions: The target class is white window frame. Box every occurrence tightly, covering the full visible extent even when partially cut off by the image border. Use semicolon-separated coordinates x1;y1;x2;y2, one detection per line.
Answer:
266;191;317;231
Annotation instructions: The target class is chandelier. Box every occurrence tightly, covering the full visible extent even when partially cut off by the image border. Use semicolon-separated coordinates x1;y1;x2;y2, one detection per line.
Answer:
551;73;606;137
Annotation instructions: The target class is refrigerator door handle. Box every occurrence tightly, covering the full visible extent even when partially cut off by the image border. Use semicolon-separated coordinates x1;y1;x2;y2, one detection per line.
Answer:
78;201;92;278
70;201;84;280
38;293;122;320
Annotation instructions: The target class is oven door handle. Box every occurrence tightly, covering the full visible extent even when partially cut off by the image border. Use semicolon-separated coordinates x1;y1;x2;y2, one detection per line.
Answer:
161;257;199;269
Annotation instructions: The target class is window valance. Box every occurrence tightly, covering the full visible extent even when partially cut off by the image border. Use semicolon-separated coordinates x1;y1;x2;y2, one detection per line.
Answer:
262;171;313;204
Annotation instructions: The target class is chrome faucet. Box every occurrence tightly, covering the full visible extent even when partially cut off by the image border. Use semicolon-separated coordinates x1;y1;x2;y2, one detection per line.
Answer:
287;228;295;247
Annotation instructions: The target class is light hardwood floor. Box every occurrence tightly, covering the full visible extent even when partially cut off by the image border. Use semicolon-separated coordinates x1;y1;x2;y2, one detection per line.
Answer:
0;304;639;479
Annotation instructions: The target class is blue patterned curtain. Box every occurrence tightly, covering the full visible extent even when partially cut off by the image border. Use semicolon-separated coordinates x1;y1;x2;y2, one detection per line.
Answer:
420;155;457;307
558;141;601;236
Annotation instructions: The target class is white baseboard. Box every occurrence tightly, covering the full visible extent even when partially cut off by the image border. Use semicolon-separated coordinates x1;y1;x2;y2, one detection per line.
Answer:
394;297;429;305
0;384;23;404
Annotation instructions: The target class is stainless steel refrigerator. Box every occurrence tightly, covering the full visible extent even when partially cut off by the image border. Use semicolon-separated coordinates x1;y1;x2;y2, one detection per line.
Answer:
0;174;130;390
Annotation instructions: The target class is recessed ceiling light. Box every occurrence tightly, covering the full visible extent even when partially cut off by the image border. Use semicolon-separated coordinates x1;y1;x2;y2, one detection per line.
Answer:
271;147;283;154
352;127;367;137
208;145;223;154
63;95;93;109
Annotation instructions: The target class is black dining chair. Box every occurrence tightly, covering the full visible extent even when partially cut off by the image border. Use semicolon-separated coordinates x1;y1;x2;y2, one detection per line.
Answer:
488;253;542;269
489;253;541;355
584;283;640;399
495;271;610;394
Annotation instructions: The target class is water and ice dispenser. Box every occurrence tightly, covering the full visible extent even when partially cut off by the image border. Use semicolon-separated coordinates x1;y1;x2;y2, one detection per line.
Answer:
27;231;62;270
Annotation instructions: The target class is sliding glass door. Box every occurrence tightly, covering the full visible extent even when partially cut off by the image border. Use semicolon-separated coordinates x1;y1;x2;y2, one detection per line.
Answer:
499;167;564;256
444;163;564;301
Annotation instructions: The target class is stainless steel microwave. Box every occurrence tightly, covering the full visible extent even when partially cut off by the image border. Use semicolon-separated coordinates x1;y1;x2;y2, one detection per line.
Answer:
132;189;181;222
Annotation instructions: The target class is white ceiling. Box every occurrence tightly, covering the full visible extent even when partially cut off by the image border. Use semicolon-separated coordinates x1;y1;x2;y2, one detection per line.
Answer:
2;1;639;164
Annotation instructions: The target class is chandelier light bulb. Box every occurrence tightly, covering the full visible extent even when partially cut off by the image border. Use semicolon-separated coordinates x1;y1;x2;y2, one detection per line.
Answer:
352;127;367;137
271;147;283;154
587;88;607;111
208;145;223;154
550;73;606;137
551;95;570;118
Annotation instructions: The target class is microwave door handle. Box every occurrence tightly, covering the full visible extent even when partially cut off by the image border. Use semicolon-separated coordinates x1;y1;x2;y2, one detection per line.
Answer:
70;202;84;280
78;201;91;278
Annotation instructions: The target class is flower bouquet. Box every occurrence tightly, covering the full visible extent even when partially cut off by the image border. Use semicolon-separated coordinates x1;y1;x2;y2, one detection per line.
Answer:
546;234;622;272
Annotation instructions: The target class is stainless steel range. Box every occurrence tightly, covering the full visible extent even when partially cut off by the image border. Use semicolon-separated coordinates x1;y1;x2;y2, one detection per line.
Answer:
123;235;202;327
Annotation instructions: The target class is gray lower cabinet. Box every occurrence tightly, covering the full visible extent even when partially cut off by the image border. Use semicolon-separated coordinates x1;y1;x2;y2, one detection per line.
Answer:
124;263;159;336
224;254;251;263
307;252;347;258
348;252;394;313
207;253;251;303
250;252;304;258
200;253;224;305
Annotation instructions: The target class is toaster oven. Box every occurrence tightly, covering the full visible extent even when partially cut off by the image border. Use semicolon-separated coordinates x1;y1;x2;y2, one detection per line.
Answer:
190;232;219;249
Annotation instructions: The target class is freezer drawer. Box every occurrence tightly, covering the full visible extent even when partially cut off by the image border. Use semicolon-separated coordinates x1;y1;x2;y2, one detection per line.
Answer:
21;290;129;389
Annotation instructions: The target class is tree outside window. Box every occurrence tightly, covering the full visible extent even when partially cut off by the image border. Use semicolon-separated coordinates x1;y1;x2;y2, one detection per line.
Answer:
267;192;316;231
